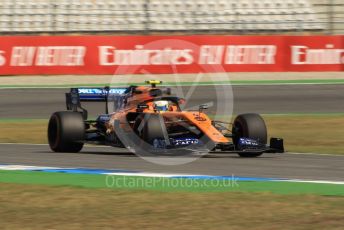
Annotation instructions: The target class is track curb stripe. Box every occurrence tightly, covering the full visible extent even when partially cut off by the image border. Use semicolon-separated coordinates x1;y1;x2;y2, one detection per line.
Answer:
1;164;343;185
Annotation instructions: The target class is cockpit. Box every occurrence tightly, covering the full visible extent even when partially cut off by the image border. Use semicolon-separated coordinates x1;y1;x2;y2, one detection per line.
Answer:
153;100;170;112
138;97;184;113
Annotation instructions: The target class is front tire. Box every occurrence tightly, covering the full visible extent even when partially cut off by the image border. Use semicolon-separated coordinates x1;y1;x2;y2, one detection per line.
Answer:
141;114;167;146
48;111;85;153
232;113;267;157
133;114;168;149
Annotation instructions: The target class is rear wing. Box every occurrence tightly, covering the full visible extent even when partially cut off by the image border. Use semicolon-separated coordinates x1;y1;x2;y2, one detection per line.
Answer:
75;88;127;101
65;87;129;119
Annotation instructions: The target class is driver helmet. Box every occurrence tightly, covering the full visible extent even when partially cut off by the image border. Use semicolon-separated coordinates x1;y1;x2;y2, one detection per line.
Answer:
153;100;169;112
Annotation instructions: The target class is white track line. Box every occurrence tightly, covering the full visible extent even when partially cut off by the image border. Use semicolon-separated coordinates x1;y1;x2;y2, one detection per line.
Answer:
0;165;60;170
0;143;111;148
288;152;344;157
0;142;48;146
276;179;344;185
1;82;344;89
1;143;342;157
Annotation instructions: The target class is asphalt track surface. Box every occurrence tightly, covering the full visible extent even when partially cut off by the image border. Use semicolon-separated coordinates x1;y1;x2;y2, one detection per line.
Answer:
1;144;343;181
1;84;344;181
1;84;344;118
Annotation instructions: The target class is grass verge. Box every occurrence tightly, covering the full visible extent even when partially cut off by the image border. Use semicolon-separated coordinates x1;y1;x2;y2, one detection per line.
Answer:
1;114;344;154
0;170;344;195
264;114;344;154
0;119;47;144
0;182;343;229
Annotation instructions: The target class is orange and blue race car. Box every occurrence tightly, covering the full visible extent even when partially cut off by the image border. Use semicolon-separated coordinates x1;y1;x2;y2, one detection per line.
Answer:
48;80;284;157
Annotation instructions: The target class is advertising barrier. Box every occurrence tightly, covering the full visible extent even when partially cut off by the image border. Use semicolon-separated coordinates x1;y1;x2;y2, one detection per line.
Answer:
0;35;343;75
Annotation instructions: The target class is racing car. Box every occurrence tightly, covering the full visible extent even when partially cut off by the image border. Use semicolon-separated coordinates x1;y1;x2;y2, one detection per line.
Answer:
47;80;284;157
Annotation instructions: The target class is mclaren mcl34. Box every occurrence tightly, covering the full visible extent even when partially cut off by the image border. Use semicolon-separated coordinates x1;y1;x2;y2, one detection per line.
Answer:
48;81;284;157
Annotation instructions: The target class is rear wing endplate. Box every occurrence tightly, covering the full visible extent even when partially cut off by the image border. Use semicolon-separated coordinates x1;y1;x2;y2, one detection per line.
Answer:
65;87;128;119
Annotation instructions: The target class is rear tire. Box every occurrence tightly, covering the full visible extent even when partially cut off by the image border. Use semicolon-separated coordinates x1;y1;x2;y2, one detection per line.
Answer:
48;111;85;153
232;113;267;157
